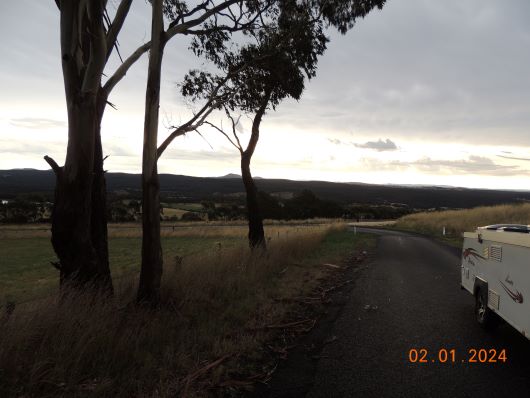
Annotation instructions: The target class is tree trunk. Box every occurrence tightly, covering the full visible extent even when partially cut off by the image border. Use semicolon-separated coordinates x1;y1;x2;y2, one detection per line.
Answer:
47;0;111;291
90;96;113;293
241;90;271;249
50;97;99;287
137;0;164;304
241;153;266;249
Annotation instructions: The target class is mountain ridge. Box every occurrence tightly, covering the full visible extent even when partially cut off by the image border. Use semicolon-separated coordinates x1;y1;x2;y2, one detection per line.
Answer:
2;169;530;209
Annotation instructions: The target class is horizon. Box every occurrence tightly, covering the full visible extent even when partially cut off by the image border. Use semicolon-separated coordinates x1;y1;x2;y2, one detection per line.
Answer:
3;167;530;193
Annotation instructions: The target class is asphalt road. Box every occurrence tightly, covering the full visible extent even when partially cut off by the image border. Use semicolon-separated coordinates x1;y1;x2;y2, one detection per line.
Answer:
306;228;530;398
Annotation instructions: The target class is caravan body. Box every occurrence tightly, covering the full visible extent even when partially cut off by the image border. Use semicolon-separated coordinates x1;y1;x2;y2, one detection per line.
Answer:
461;224;530;338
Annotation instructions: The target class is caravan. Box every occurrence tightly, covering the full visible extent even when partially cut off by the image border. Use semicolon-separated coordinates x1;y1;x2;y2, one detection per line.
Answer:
461;224;530;337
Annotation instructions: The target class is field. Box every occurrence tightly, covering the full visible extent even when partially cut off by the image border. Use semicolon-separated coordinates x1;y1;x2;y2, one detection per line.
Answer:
395;203;530;246
0;221;342;304
0;221;373;397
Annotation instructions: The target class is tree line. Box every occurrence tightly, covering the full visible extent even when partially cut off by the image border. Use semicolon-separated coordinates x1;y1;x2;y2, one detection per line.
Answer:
0;190;413;224
46;0;386;304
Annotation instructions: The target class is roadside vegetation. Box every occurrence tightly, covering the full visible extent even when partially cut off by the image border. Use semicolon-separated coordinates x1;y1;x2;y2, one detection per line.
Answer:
0;221;342;304
395;203;530;246
0;224;373;397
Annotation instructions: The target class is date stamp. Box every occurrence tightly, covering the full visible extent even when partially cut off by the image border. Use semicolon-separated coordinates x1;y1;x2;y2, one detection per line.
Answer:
408;348;507;364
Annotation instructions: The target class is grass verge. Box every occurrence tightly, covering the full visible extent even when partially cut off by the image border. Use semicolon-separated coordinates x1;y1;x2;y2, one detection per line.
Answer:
0;225;373;397
394;203;530;248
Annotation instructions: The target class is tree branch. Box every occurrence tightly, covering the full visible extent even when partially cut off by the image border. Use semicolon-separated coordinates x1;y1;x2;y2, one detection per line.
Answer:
103;41;150;94
165;0;240;41
245;88;271;157
157;103;217;159
82;0;107;93
156;71;238;159
225;110;243;150
204;120;242;153
105;0;133;62
44;155;62;175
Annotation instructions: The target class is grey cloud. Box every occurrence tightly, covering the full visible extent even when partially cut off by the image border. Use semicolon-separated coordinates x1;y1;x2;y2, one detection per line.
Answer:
328;138;342;145
268;0;530;146
363;155;527;176
10;118;66;129
410;156;519;175
355;138;397;152
498;154;530;162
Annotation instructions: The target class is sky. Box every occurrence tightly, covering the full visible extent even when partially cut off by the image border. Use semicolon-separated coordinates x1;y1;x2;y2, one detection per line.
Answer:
1;0;530;190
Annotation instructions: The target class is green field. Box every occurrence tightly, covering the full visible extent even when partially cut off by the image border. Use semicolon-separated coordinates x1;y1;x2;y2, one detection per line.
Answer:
0;236;241;304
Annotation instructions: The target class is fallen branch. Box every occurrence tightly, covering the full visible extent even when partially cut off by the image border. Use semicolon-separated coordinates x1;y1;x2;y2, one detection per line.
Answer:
264;318;315;330
323;263;342;269
321;279;354;296
249;318;316;332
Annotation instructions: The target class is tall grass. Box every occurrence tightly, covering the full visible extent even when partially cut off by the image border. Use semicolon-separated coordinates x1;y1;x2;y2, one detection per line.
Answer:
396;203;530;238
0;219;342;240
0;224;347;397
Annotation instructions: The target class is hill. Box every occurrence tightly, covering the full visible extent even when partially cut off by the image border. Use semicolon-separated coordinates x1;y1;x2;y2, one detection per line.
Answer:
1;169;530;209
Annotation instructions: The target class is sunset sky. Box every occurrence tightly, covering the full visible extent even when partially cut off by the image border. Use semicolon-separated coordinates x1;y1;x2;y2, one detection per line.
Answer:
1;0;530;189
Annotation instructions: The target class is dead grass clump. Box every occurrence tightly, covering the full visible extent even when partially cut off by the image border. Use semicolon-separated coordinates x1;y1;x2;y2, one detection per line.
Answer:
0;224;345;397
396;203;530;237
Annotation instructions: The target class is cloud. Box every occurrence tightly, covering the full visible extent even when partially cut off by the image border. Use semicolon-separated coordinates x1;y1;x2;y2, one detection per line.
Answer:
498;154;530;162
355;138;398;152
0;140;64;155
327;138;342;145
363;155;527;176
410;156;519;175
9;118;66;129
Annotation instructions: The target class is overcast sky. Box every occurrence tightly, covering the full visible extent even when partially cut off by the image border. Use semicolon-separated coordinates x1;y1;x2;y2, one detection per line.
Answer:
1;0;530;189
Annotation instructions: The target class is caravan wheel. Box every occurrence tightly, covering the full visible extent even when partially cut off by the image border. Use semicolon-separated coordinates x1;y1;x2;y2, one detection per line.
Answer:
475;289;498;330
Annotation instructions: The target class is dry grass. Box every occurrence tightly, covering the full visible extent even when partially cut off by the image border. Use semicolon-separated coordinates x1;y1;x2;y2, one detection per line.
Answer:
0;223;359;397
0;219;342;239
396;203;530;239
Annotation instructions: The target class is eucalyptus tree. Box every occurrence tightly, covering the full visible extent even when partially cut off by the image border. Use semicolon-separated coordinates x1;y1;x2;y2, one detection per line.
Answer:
138;0;274;303
46;0;137;291
47;0;272;294
185;0;387;248
204;8;326;248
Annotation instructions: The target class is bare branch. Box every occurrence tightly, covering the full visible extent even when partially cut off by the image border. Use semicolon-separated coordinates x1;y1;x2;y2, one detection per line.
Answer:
157;103;217;159
156;70;240;159
103;41;150;94
194;128;214;150
105;0;133;62
225;110;243;150
204;120;242;153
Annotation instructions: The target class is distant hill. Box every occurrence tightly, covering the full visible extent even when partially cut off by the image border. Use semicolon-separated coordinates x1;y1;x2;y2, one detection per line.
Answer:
217;173;241;179
1;169;530;209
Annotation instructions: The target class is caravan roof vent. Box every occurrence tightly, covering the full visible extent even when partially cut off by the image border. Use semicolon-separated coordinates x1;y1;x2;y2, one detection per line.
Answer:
478;224;530;234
